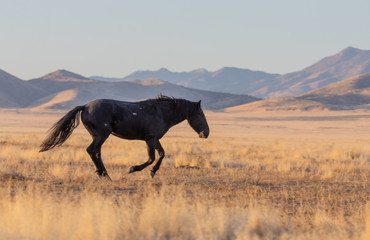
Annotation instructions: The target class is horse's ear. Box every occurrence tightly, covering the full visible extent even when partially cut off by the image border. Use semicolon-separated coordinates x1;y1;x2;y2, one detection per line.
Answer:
197;100;201;109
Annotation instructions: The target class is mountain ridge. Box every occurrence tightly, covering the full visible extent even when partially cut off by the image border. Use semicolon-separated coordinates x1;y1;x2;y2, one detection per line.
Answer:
91;46;370;98
2;46;370;111
36;69;96;82
116;66;280;96
263;46;370;97
0;69;260;111
0;69;46;108
227;72;370;112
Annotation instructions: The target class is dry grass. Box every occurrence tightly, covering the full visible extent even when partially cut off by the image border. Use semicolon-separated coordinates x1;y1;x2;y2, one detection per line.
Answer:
0;109;369;239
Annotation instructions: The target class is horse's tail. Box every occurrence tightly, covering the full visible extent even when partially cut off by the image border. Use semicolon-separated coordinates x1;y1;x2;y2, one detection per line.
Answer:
39;105;85;152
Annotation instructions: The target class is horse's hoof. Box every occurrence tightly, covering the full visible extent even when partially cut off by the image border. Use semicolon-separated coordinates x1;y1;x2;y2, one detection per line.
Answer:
150;171;156;178
98;172;112;181
128;166;135;174
104;174;112;181
98;175;112;182
99;176;112;181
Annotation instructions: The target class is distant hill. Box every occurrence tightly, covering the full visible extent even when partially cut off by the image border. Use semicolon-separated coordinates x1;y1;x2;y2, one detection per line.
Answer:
297;72;370;109
29;70;98;95
95;47;370;98
258;47;370;98
32;76;259;111
2;46;370;111
227;73;370;112
88;76;122;82
0;69;259;111
0;69;46;108
91;67;280;97
38;70;94;82
123;67;208;84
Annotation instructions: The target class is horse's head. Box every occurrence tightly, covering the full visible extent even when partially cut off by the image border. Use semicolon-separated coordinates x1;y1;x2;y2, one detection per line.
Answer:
188;101;209;139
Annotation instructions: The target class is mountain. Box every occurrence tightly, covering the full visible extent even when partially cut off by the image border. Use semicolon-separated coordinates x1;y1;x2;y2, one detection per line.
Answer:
25;70;260;111
258;47;370;97
88;76;122;82
102;47;370;98
0;69;46;108
0;69;259;110
3;46;370;110
297;72;370;109
38;69;93;82
122;68;193;84
29;70;98;95
94;67;280;97
227;73;370;112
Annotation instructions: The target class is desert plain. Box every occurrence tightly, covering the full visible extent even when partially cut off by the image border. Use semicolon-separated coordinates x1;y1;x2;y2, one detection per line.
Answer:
0;108;369;239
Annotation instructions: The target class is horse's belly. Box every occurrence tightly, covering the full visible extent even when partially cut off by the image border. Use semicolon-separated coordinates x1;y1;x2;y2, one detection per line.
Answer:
111;119;166;140
111;127;145;140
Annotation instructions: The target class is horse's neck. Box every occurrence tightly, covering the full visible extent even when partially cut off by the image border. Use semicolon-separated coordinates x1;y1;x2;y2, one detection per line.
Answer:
161;103;189;127
168;109;187;126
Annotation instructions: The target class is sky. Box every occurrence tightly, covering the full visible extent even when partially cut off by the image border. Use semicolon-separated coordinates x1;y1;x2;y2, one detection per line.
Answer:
1;0;370;80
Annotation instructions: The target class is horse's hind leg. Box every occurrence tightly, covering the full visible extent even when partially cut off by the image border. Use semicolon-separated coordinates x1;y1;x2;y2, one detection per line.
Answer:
87;134;111;180
129;138;157;174
150;141;165;178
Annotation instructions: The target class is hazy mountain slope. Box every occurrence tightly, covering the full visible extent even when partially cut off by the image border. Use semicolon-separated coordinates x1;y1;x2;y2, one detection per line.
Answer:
113;67;280;96
228;73;370;112
106;47;370;98
183;67;279;95
24;70;260;110
29;70;98;94
0;69;46;108
297;72;370;109
88;76;122;82
226;97;329;112
30;80;258;110
3;46;370;110
121;68;194;84
31;79;259;111
39;70;93;82
259;47;370;97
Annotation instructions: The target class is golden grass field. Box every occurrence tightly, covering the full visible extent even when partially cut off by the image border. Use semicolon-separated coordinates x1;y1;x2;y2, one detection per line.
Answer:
0;108;369;239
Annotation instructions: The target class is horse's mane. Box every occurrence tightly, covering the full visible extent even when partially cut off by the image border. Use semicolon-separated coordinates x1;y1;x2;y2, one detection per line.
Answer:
145;94;188;104
144;95;194;117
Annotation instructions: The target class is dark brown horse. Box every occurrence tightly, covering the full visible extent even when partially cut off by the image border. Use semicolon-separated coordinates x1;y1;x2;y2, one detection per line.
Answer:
40;96;209;180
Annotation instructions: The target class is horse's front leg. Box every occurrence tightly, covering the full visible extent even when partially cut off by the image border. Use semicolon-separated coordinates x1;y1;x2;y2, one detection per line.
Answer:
150;141;165;178
129;138;157;174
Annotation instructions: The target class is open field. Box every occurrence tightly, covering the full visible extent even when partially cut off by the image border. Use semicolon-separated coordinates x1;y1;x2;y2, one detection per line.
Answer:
0;109;369;239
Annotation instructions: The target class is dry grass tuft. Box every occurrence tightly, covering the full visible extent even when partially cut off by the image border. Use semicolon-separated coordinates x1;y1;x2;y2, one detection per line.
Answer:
0;109;368;239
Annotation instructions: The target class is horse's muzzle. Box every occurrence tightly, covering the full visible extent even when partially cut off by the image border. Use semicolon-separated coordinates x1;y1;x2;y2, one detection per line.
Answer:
199;130;209;139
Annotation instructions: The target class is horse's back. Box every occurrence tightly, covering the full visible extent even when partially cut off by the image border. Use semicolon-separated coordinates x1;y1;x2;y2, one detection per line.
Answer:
81;99;162;140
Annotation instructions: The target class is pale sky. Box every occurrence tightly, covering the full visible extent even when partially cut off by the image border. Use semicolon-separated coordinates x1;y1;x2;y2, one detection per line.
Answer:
1;0;370;79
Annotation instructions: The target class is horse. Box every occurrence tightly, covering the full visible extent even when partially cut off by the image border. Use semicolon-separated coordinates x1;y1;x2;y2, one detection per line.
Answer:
39;95;209;180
